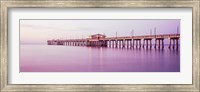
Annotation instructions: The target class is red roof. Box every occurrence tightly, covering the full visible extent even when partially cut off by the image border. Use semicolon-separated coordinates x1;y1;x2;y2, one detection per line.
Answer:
91;34;106;37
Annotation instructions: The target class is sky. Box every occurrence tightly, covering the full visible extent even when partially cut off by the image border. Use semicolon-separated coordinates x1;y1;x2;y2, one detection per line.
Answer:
20;19;180;44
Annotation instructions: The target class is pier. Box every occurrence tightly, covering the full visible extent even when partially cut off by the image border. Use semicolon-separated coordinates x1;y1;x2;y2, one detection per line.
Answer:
47;33;180;49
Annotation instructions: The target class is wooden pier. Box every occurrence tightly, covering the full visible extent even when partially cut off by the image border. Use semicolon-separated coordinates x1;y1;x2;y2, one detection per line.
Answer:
47;34;180;49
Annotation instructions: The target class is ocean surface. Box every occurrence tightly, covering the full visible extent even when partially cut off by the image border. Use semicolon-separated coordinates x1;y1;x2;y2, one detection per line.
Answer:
20;44;180;72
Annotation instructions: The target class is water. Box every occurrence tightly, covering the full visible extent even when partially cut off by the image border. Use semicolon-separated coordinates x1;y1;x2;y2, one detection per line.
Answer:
20;44;180;72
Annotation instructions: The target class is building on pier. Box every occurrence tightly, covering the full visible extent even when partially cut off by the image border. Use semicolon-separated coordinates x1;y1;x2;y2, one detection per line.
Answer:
91;34;106;39
86;34;107;46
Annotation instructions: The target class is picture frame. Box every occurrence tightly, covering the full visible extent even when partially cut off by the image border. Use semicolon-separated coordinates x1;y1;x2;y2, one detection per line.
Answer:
0;0;199;91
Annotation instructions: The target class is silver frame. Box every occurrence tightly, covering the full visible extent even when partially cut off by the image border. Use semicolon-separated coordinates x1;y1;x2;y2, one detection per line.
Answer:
0;0;199;91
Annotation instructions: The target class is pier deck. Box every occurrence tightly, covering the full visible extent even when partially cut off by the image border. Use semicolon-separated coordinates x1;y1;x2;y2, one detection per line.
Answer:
47;34;180;49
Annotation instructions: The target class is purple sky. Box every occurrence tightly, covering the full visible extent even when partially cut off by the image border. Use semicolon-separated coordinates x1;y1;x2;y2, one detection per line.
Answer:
20;19;180;44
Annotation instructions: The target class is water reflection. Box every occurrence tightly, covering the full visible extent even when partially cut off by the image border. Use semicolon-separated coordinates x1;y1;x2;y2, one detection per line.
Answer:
20;45;180;72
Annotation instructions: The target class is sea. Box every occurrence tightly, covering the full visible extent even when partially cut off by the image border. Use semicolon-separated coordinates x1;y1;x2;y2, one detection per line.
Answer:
20;44;180;72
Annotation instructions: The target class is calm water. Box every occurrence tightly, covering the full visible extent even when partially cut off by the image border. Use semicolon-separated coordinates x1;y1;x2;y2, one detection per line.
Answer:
20;45;180;72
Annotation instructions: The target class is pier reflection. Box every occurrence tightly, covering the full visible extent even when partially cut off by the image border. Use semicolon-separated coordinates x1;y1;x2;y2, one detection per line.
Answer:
20;45;180;72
